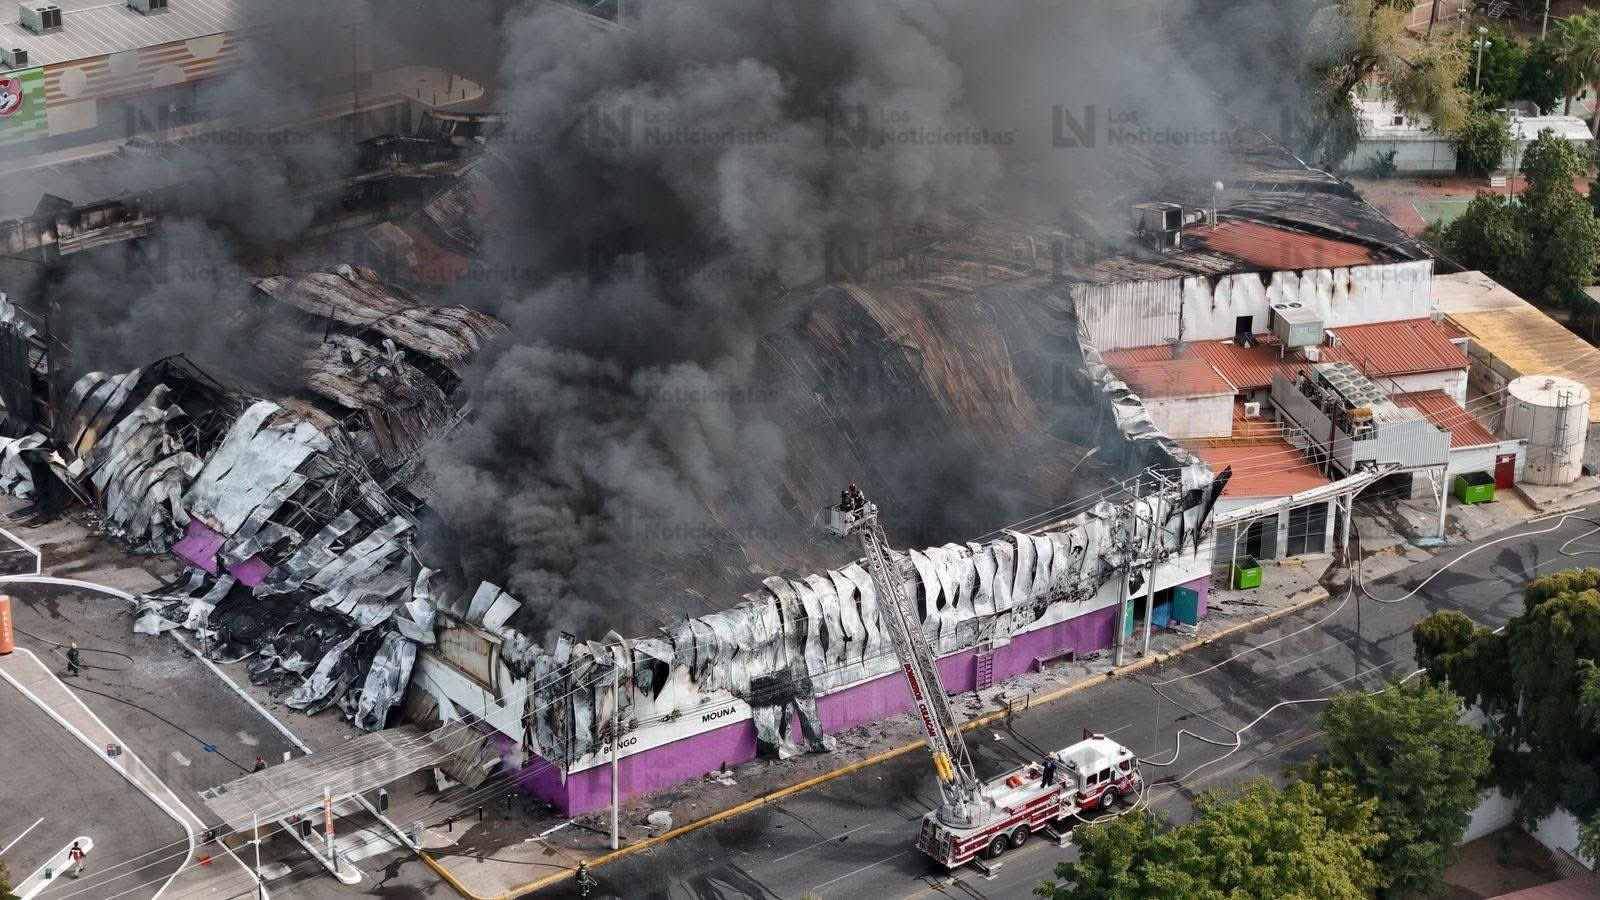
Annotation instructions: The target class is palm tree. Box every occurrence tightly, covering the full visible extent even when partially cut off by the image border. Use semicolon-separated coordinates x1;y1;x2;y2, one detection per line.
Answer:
1549;9;1600;135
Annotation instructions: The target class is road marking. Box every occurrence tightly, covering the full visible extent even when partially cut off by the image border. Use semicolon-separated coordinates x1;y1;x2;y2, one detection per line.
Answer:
811;849;912;892
1;817;43;856
1101;723;1134;737
773;823;874;863
17;834;93;900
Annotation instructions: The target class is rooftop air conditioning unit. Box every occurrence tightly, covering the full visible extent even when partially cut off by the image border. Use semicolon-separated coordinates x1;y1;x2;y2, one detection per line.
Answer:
1302;345;1321;363
1132;202;1183;254
1;48;28;69
19;2;62;34
1269;301;1324;348
126;0;169;14
1243;401;1262;418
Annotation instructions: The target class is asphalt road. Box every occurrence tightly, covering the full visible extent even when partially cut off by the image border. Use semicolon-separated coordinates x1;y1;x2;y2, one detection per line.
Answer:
546;507;1596;900
5;581;301;826
0;678;186;900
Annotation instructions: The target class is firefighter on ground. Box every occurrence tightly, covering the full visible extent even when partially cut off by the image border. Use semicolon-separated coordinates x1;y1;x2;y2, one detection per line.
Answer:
253;756;267;772
576;861;596;897
67;840;86;878
64;643;81;677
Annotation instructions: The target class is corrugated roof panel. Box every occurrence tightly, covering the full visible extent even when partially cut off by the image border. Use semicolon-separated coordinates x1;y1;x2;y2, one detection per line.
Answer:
1104;318;1468;392
1185;220;1387;270
1434;271;1600;425
0;0;241;72
1194;439;1330;499
1325;318;1470;379
1110;358;1234;398
1391;390;1497;449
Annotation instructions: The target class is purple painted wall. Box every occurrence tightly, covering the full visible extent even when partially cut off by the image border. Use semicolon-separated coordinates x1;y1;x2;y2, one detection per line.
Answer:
516;575;1210;815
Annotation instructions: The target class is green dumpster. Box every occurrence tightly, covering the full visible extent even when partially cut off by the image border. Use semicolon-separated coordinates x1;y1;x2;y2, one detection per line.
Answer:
1453;471;1495;504
1233;555;1263;590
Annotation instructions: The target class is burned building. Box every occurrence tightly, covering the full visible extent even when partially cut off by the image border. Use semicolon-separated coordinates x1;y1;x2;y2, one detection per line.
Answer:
414;214;1223;814
0;263;504;730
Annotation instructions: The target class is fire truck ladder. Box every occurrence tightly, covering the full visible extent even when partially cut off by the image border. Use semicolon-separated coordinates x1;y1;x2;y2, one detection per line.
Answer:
826;493;987;827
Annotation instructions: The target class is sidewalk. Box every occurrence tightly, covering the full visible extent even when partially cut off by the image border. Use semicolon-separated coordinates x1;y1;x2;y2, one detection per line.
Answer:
0;646;263;899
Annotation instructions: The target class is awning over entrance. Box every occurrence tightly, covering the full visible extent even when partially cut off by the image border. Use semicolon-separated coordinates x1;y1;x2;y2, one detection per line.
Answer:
202;724;451;831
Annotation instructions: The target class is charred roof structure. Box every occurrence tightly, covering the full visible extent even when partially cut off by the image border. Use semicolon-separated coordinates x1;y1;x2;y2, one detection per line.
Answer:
0;254;504;731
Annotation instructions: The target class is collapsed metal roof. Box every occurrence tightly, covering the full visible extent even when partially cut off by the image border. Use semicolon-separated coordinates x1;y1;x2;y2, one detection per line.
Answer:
252;265;507;376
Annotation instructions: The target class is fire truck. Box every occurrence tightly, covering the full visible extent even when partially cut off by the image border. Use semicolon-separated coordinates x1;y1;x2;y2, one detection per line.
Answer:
825;488;1142;868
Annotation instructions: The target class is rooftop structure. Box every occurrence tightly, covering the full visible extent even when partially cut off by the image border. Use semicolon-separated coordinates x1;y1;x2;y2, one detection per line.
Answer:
1103;318;1468;394
1194;437;1330;500
1433;271;1600;427
1391;389;1497;449
0;0;237;71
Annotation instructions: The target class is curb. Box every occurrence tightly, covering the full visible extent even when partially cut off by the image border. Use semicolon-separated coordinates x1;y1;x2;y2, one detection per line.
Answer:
430;585;1336;900
0;647;199;899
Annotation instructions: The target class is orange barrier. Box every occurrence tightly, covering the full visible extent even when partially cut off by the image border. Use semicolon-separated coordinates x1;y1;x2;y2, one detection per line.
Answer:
0;594;12;654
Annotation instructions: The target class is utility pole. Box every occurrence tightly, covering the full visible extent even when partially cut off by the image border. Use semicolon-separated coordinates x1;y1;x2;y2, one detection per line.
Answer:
1113;481;1141;667
1543;0;1552;41
1139;476;1163;658
610;665;620;851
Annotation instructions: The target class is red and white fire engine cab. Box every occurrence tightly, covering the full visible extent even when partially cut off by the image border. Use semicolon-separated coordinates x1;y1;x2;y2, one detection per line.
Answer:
914;733;1141;866
825;488;1143;870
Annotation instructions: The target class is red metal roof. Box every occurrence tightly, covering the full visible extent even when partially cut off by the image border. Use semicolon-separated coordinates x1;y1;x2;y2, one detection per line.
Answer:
1326;318;1471;379
1391;390;1498;448
1185;220;1388;270
1194;439;1331;499
1111;359;1234;398
1104;318;1468;392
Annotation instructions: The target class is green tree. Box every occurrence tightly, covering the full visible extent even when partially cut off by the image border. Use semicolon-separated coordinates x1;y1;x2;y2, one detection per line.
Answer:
1453;109;1514;175
1467;27;1529;110
1439;129;1600;308
1414;568;1600;823
1037;778;1384;900
1519;39;1566;115
1520;130;1600;305
1549;9;1600;129
1438;190;1530;284
0;859;14;900
1298;1;1470;168
1316;680;1491;898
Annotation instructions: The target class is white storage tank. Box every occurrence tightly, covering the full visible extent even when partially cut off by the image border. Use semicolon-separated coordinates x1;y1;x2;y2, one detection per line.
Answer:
1504;375;1591;485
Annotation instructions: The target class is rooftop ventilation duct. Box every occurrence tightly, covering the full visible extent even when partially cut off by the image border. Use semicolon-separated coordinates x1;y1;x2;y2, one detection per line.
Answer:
1;47;28;69
19;2;62;35
126;0;170;15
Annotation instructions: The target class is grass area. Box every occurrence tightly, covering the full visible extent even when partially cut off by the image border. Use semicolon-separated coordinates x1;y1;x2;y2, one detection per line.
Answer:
1415;198;1472;225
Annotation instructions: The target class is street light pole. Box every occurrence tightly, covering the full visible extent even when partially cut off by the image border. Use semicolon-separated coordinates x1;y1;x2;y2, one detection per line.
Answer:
1543;0;1552;41
1474;27;1490;93
253;812;264;900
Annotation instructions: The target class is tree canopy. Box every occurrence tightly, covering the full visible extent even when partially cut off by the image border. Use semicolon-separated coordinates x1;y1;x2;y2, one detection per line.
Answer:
1415;568;1600;822
1436;129;1600;308
1316;680;1491;898
1453;109;1514;175
1297;0;1470;167
1036;778;1384;900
